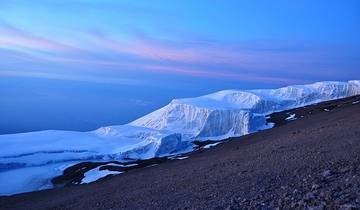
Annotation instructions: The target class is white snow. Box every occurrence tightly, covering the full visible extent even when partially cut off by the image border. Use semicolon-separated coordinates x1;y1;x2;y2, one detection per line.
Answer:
203;142;223;149
81;166;122;184
285;114;297;121
131;80;360;140
0;161;78;195
0;125;187;168
175;156;189;160
0;80;359;195
0;126;186;195
352;100;360;104
104;163;138;168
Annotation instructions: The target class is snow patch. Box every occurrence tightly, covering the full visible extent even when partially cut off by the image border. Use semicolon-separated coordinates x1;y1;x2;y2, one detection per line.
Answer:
285;114;297;121
0;162;77;195
203;142;223;149
175;156;189;160
81;166;122;184
101;163;138;168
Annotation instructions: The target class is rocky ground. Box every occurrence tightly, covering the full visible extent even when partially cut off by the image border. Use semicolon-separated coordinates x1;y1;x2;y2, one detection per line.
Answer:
0;95;359;210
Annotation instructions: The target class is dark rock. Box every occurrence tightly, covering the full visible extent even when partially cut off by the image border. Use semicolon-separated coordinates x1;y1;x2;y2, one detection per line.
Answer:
321;170;332;178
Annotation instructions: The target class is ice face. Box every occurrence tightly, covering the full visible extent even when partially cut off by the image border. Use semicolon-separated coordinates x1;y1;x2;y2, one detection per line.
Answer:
131;80;360;140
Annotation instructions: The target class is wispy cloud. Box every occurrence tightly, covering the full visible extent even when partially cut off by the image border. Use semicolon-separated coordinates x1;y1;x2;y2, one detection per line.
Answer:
145;64;307;84
89;32;211;63
0;23;356;85
88;32;345;75
37;57;305;84
0;23;79;52
0;70;144;86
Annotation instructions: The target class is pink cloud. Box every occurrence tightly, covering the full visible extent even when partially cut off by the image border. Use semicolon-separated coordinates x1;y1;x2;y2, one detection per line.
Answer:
0;26;334;84
42;56;305;84
0;25;79;52
88;33;326;75
140;64;306;84
89;33;208;63
0;70;143;85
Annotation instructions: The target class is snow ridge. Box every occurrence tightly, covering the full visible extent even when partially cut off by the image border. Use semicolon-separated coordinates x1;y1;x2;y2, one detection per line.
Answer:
0;80;359;195
130;80;360;139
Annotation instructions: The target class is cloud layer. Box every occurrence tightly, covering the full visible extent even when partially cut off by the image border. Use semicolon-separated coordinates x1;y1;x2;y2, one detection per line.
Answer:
0;22;359;86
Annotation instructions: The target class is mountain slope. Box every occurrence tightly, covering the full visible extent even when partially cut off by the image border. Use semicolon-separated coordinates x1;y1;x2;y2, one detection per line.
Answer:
0;80;359;195
1;94;359;210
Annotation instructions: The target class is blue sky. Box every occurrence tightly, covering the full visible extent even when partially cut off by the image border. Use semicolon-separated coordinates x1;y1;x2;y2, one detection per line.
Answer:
0;0;359;133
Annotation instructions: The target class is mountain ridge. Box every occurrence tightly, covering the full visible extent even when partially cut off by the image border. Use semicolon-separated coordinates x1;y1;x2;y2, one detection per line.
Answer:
130;80;360;140
1;93;360;210
0;80;359;195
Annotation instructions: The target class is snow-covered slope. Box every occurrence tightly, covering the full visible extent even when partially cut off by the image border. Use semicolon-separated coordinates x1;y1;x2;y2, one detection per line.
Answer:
0;80;359;195
0;125;184;167
0;126;189;195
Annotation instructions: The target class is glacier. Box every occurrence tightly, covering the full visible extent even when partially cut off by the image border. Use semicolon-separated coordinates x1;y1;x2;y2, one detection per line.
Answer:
131;80;360;139
0;80;359;195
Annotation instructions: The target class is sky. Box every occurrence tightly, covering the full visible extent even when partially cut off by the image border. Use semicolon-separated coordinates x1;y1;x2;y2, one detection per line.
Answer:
0;0;359;134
